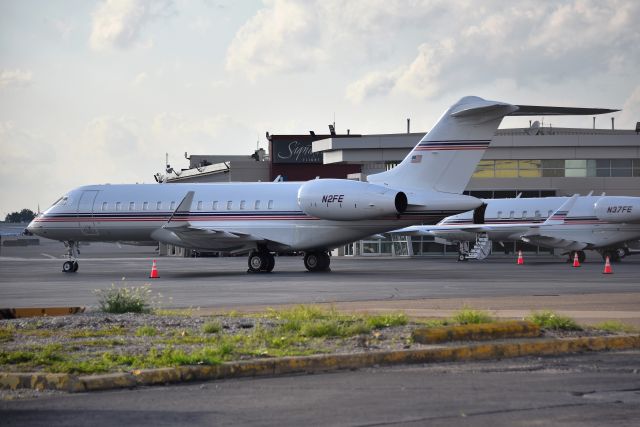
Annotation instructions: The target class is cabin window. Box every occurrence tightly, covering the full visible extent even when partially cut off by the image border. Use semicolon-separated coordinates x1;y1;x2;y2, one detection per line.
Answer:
240;200;246;210
548;210;553;217
156;201;162;210
497;210;502;219
116;202;121;211
227;201;233;210
197;201;203;210
102;202;108;211
129;202;135;211
268;200;274;210
254;200;260;210
535;210;541;218
143;202;148;211
170;201;176;210
522;210;527;219
213;201;218;210
509;210;514;219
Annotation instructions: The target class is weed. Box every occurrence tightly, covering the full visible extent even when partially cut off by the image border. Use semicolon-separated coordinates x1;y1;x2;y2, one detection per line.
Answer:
67;327;126;338
593;320;636;333
417;319;449;328
95;284;154;314
135;325;158;337
452;307;494;325
366;313;408;329
0;327;14;343
203;321;222;334
527;311;581;330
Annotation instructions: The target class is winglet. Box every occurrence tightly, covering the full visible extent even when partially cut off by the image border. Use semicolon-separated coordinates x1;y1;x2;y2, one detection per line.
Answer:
165;191;195;225
543;194;579;225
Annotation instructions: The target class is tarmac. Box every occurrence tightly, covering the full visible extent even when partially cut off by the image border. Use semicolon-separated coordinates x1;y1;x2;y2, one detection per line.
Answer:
1;238;639;326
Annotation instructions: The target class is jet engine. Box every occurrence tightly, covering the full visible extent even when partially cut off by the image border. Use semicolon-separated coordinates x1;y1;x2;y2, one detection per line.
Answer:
297;179;407;221
594;196;640;223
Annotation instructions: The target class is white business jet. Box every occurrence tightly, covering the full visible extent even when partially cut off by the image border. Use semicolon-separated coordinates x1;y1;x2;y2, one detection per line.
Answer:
395;194;640;263
27;97;616;273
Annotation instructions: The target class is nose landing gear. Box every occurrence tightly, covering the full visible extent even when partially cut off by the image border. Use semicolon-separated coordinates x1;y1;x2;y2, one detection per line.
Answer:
62;241;80;273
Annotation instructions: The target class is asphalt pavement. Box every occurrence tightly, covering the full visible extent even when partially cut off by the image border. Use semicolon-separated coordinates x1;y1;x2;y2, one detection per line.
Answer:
2;350;639;426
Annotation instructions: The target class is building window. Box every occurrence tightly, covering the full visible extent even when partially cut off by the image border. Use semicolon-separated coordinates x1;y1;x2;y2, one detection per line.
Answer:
268;200;274;209
240;200;246;210
255;200;261;210
143;202;148;211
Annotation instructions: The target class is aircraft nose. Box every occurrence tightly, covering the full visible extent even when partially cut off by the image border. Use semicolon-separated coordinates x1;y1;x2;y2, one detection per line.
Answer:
26;218;41;236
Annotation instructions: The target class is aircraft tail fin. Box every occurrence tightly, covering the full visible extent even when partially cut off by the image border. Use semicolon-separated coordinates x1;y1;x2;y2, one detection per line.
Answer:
543;194;579;225
367;97;618;194
367;96;515;194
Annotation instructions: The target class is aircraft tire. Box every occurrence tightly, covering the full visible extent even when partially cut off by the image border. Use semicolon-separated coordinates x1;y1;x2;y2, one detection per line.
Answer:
248;252;267;273
457;253;467;262
264;253;275;272
72;261;79;272
62;261;75;273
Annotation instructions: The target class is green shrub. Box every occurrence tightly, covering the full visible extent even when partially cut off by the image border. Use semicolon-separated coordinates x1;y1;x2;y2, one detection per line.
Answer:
95;284;153;314
527;311;581;330
301;320;341;337
203;321;222;334
452;307;494;325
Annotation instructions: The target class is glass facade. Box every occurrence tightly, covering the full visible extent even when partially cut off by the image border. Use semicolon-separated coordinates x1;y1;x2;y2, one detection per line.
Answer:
472;159;640;178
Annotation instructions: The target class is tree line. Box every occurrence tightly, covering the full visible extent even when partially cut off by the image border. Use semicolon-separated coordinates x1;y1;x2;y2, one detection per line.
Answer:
4;209;36;223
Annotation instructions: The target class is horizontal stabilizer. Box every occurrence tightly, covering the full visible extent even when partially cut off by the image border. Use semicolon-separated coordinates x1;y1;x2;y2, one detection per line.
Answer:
509;106;619;116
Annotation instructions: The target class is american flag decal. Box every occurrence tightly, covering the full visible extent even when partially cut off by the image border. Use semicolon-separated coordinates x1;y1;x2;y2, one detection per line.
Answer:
411;154;422;163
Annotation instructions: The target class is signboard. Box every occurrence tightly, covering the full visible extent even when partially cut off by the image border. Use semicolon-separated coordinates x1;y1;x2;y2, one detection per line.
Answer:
271;138;323;164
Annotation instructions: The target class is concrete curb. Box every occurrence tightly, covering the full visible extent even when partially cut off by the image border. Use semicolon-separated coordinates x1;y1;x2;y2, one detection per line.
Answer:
412;321;540;344
1;334;638;393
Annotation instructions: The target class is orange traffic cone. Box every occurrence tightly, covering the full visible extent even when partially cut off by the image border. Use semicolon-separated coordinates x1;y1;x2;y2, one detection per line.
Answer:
572;252;581;268
603;256;613;274
149;259;159;279
517;250;524;265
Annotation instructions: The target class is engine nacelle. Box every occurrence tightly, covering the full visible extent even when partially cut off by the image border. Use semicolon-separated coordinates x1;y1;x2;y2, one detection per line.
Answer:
594;197;640;223
297;179;407;221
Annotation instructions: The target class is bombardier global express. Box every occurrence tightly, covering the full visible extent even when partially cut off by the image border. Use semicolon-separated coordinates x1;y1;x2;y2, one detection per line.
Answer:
394;194;640;262
27;96;616;274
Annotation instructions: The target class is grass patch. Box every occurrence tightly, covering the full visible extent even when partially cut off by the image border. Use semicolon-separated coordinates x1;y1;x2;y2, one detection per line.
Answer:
527;311;581;331
95;284;154;314
203;321;222;334
0;327;14;343
67;327;126;338
135;325;158;337
451;307;494;325
593;320;636;333
366;313;408;329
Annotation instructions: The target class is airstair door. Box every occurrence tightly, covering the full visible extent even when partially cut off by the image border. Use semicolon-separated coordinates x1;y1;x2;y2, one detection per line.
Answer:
77;190;99;236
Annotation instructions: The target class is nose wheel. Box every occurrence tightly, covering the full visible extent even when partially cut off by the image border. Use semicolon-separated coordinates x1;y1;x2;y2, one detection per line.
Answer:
62;241;80;273
63;260;79;273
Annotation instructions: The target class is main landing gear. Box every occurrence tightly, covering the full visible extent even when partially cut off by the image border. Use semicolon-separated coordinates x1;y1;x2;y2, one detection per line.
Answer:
304;251;331;272
247;248;275;273
62;241;80;273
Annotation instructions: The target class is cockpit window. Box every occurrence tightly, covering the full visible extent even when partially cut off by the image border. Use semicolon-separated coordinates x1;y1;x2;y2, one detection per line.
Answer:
50;196;68;207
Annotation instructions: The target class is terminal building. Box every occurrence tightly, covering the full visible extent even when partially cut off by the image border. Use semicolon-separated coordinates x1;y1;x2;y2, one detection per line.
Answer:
163;122;640;257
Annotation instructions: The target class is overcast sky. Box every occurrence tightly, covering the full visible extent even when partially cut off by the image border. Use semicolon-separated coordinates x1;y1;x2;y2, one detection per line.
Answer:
1;0;639;218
